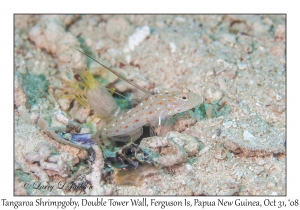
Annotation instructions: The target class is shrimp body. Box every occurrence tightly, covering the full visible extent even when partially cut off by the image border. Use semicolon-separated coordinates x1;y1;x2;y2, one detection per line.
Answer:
101;88;202;137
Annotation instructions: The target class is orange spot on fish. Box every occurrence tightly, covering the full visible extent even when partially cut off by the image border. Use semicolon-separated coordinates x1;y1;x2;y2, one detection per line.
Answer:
168;100;172;102
150;104;153;106
149;111;153;115
142;108;144;110
159;102;163;105
135;119;139;122
116;130;119;132
145;98;148;101
125;126;128;128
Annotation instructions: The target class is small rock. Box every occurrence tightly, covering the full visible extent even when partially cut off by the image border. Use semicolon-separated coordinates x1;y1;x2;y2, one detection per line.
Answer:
30;104;40;112
114;82;129;92
30;112;39;124
199;146;210;156
123;25;150;52
54;109;69;125
202;34;212;44
205;87;223;104
37;118;49;131
248;80;255;85
85;38;93;47
255;158;265;166
223;141;240;153
232;121;237;128
166;132;201;157
238;62;247;70
80;127;90;134
276;94;282;101
267;182;276;190
62;133;72;140
57;98;72;111
106;16;134;42
69;102;90;123
170;42;176;53
274;25;285;42
241;124;248;128
213;91;223;103
14;78;26;108
218;77;228;92
206;70;214;78
125;54;131;64
223;121;233;128
175;16;186;23
243;130;256;141
272;105;285;114
16;67;27;75
95;40;104;51
242;43;252;53
185;164;193;171
17;105;28;116
214;144;227;160
270;43;285;56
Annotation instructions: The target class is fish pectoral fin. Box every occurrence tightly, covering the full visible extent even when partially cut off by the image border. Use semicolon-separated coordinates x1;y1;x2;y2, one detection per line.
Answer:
149;116;174;137
149;123;158;137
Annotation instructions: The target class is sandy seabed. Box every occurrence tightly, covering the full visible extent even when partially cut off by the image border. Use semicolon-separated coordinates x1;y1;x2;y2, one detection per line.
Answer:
14;14;285;196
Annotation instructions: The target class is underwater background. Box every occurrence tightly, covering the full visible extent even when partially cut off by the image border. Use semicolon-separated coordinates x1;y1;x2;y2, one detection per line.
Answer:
14;14;285;195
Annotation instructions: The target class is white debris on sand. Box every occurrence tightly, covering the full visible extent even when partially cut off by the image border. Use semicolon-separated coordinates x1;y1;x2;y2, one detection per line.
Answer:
123;26;150;53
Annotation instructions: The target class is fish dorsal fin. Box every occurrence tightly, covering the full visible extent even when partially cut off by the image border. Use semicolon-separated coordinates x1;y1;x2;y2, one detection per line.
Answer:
75;48;152;97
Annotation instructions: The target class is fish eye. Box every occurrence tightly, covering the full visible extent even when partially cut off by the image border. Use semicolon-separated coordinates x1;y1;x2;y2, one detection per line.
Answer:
180;93;189;101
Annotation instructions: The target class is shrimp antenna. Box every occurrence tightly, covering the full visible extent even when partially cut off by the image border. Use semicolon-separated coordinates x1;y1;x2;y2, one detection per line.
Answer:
75;48;152;97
